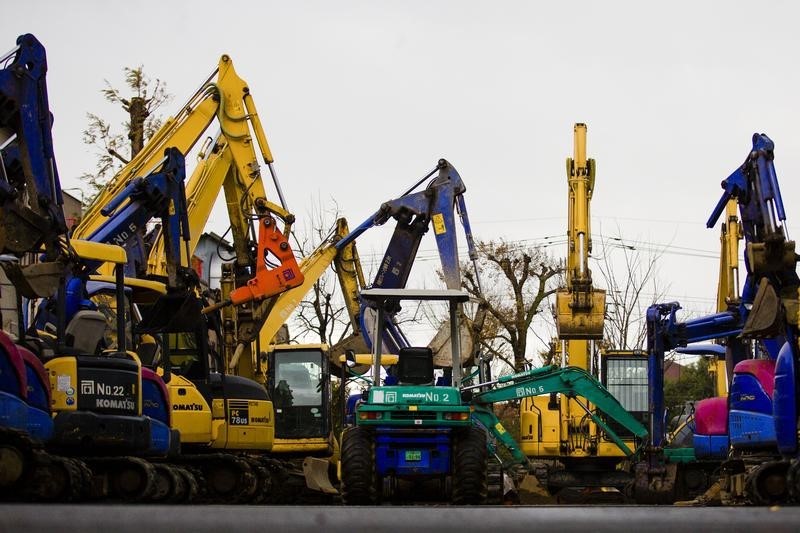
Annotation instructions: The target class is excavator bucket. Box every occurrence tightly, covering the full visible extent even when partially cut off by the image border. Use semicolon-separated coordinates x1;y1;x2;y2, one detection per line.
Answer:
138;291;204;333
555;288;606;340
302;457;338;495
741;278;782;337
0;261;63;298
428;312;475;368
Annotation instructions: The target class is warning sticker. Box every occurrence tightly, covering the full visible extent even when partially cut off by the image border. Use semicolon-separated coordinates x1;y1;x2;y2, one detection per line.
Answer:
432;213;446;235
57;375;71;392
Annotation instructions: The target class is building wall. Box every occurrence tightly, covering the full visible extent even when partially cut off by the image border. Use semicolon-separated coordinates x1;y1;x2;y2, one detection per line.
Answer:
62;191;83;232
193;235;235;290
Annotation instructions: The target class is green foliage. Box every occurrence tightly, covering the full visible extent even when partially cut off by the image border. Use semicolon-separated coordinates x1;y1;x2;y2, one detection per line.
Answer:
663;357;716;415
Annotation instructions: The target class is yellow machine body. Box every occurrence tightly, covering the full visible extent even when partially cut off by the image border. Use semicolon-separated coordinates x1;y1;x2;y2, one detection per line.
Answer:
211;398;274;450
520;349;645;460
164;373;214;444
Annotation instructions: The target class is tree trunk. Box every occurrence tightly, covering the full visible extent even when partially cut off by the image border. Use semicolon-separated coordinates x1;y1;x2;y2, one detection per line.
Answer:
128;96;147;157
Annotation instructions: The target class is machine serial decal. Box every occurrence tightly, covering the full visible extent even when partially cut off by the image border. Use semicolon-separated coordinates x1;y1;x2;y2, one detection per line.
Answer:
515;385;545;398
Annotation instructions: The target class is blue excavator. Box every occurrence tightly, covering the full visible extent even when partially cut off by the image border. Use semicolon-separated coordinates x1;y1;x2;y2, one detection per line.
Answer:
332;158;483;363
0;34;167;501
640;133;800;505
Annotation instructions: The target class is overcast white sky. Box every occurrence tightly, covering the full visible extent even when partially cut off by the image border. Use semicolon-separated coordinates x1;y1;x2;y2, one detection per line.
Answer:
4;1;800;357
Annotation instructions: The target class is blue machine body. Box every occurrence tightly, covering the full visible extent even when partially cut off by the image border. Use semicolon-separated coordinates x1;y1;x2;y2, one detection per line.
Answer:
773;342;798;455
694;435;729;460
86;147;189;278
375;429;452;477
729;367;777;449
0;333;54;442
141;371;172;456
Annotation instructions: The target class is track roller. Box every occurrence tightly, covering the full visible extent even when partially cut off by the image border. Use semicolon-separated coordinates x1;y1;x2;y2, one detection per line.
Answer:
26;454;90;501
242;456;273;503
0;428;35;490
180;465;205;502
745;460;791;505
87;456;157;502
206;456;255;502
151;463;189;502
183;454;256;503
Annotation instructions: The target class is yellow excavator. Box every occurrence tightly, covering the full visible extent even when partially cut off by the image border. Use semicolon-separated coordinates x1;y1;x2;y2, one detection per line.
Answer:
144;128;355;499
72;53;306;502
519;124;647;503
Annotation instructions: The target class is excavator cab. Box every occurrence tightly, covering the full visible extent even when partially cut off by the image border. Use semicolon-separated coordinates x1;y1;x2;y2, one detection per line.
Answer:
267;345;331;450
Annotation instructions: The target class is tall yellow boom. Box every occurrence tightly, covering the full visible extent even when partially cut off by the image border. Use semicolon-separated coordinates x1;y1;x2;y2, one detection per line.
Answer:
555;123;606;342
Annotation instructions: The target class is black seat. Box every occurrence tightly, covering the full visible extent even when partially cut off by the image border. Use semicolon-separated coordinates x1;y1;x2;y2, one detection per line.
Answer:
397;347;434;385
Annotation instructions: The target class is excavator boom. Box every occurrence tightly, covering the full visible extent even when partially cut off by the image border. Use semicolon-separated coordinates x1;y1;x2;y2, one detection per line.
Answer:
0;34;68;263
555;123;605;341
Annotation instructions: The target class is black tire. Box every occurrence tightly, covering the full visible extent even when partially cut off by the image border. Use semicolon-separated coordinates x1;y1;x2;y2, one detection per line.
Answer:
745;461;790;505
452;427;488;505
340;427;378;505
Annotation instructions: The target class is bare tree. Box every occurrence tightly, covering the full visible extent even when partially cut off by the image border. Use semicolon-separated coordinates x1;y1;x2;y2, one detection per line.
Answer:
461;239;561;373
594;232;668;350
81;66;171;202
289;199;352;345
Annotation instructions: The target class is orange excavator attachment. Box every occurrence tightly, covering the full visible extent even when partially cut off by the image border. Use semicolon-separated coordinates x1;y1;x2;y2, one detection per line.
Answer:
203;216;304;313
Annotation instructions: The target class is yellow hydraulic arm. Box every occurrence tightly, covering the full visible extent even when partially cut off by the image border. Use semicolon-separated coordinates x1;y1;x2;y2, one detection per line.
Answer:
713;199;743;394
74;54;292;245
329;230;370;358
147;134;235;275
144;134;301;381
256;218;353;350
555;123;606;347
214;217;352;381
717;199;742;314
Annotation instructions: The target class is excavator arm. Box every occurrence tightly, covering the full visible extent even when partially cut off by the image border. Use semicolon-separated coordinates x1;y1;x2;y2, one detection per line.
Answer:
648;133;800;448
470;365;648;463
85;147;189;282
0;34;68;261
332;159;484;364
73;55;304;378
76;54;291;242
555;124;605;342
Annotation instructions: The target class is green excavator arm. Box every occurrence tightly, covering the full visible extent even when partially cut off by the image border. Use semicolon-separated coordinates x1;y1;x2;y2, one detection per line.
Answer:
470;365;648;461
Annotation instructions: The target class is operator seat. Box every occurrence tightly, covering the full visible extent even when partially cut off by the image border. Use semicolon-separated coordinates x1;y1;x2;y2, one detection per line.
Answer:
63;310;108;354
397;347;434;385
